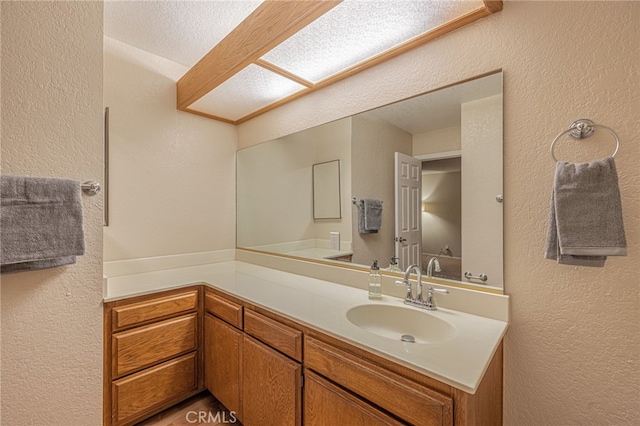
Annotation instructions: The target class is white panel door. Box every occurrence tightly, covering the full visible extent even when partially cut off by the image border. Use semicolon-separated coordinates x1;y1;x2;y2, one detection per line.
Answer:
394;152;422;271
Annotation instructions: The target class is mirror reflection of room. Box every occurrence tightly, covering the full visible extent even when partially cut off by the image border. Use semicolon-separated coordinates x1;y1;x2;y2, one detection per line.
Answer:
237;72;503;291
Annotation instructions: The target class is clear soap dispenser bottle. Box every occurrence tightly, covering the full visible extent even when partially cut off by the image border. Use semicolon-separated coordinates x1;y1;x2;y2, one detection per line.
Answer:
368;260;382;299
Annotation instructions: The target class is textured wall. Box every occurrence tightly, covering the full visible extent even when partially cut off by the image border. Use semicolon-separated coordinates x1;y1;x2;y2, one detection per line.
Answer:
237;118;351;248
0;2;103;425
350;115;412;267
461;94;504;287
103;37;237;261
239;2;639;424
413;126;461;156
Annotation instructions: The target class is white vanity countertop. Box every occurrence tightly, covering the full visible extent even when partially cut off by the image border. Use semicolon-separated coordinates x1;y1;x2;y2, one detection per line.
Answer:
281;247;353;260
105;260;508;394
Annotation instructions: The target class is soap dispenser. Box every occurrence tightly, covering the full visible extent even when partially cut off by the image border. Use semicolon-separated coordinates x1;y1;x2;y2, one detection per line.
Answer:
368;260;382;299
388;256;401;273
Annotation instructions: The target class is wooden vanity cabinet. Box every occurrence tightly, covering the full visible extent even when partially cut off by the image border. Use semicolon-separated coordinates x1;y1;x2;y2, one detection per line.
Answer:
303;331;503;426
203;291;243;420
104;286;203;426
242;334;302;426
305;336;453;426
242;309;303;426
203;289;303;426
304;370;404;426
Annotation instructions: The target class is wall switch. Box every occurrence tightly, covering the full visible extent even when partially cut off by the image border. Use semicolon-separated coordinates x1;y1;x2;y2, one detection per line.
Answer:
330;232;340;251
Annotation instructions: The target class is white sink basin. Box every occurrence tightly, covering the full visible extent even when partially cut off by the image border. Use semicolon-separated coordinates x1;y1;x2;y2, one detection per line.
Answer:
346;304;457;344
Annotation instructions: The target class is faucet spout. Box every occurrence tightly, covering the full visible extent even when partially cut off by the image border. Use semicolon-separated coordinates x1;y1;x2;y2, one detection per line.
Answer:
426;257;441;278
402;264;423;302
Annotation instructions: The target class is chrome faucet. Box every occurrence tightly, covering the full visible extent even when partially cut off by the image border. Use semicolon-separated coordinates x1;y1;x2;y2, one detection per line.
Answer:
395;264;426;308
426;256;441;278
395;263;449;310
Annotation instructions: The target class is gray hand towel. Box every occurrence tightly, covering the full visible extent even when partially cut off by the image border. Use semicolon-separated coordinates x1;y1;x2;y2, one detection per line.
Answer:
358;199;382;234
545;157;627;266
1;176;85;274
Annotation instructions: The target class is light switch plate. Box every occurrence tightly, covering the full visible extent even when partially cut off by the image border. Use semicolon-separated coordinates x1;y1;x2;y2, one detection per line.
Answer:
330;232;340;251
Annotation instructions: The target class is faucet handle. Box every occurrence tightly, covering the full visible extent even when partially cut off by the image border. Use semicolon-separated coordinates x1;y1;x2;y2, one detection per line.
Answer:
423;286;449;310
394;279;407;286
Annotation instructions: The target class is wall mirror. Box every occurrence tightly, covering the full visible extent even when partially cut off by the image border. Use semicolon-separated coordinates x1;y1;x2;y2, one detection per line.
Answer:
313;160;342;219
237;71;503;292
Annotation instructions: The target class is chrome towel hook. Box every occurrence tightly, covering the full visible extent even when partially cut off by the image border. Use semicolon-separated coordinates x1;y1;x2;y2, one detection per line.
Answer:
550;119;620;162
81;181;101;196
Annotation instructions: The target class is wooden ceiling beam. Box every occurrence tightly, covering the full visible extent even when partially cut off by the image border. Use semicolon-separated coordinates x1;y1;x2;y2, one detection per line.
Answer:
235;2;503;124
177;0;341;110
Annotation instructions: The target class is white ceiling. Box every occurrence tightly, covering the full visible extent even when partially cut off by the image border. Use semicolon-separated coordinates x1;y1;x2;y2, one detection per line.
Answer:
360;72;503;135
104;0;262;68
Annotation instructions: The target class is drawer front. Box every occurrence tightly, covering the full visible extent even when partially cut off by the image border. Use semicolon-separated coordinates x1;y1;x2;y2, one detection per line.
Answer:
305;337;453;426
204;291;243;329
112;352;197;425
112;289;198;331
304;370;403;426
113;313;197;378
244;310;302;361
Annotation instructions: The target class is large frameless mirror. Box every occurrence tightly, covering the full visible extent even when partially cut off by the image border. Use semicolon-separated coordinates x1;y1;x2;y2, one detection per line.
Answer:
237;71;503;293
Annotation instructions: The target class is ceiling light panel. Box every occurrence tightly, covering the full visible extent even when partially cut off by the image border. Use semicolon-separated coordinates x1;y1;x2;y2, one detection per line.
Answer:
188;64;306;121
261;0;484;83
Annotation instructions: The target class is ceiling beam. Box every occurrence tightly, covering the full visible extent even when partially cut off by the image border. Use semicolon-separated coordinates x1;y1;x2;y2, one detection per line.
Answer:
177;0;341;110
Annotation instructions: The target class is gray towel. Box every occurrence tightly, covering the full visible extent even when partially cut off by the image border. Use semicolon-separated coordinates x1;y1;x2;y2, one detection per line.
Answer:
545;157;627;266
358;199;382;234
1;176;85;274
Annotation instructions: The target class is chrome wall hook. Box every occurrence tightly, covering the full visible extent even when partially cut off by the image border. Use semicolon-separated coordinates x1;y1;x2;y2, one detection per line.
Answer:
81;181;101;196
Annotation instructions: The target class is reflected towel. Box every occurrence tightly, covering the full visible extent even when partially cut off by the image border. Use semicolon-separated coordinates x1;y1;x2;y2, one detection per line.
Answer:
1;176;85;274
358;199;382;234
545;157;627;266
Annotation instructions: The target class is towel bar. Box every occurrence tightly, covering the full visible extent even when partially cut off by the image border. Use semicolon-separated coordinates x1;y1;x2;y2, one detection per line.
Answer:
352;197;383;206
550;119;620;162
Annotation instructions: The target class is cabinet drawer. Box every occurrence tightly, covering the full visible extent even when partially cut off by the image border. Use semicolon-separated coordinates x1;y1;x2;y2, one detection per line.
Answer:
112;289;198;331
112;352;197;425
113;313;197;378
244;309;302;361
305;337;453;426
304;370;403;426
204;291;243;329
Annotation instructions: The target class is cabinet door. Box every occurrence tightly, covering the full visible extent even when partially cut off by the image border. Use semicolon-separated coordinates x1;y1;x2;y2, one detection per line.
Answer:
304;371;403;426
242;335;301;426
204;314;242;418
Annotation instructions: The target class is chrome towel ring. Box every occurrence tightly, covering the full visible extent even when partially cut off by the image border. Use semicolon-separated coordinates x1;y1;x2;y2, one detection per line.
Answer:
550;119;620;162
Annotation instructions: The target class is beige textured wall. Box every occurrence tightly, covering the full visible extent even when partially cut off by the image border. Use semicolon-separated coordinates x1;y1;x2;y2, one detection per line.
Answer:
461;94;504;287
413;126;461;156
351;115;412;267
237;118;351;248
238;2;640;424
421;171;461;256
0;2;103;425
103;37;237;261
